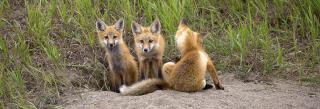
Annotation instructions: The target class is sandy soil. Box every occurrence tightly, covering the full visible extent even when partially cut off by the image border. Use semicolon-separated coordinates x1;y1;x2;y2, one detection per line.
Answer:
63;74;320;109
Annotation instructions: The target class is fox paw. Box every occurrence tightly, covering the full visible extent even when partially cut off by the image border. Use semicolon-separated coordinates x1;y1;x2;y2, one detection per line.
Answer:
215;84;224;90
203;84;213;90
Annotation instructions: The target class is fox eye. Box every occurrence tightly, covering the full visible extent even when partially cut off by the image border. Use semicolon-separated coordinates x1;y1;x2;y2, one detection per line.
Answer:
113;36;117;39
105;36;108;39
140;40;144;43
149;40;153;43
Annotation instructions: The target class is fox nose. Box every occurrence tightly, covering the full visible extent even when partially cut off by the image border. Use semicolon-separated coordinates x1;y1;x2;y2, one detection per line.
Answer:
109;44;114;47
143;48;148;52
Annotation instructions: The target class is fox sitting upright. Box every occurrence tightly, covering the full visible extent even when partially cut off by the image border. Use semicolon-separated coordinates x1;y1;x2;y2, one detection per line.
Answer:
120;19;224;95
96;19;138;93
131;19;165;79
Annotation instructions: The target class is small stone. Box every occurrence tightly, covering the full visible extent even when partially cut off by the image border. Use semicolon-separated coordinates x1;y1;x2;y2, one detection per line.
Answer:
308;92;316;98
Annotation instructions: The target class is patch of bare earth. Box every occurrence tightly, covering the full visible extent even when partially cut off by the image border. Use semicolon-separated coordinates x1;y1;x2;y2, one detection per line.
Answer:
63;73;319;109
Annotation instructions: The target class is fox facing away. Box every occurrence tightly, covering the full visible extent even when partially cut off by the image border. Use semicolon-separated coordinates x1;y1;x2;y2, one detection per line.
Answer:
96;19;138;93
120;19;224;95
132;19;165;79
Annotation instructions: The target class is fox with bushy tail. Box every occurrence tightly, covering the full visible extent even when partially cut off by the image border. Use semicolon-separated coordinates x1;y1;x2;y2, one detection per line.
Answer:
120;19;224;96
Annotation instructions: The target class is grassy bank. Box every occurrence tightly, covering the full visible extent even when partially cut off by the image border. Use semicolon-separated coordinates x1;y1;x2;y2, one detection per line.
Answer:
0;0;319;108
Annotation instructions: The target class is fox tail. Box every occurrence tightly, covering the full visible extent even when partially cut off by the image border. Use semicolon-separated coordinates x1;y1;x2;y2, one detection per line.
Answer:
119;78;168;96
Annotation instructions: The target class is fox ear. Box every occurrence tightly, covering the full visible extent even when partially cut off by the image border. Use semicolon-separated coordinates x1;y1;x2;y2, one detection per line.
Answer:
132;22;142;35
115;18;124;32
150;19;161;34
178;18;188;29
96;19;106;32
199;32;210;39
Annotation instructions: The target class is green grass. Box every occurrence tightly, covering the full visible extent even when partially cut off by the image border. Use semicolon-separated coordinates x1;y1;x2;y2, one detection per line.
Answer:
0;0;319;108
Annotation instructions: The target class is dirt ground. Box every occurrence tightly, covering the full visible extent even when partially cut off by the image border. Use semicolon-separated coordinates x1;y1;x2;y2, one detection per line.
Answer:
62;74;320;109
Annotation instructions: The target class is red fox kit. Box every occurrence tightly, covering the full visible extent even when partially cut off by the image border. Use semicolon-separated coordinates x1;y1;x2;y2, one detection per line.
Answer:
120;19;224;95
131;19;165;79
96;19;138;93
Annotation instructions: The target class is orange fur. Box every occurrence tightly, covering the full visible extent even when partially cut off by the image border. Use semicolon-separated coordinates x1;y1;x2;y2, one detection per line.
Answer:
132;19;165;79
164;19;224;91
96;19;138;93
120;19;224;96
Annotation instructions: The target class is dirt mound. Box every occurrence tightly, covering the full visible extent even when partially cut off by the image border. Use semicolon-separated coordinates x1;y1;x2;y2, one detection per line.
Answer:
63;74;319;109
